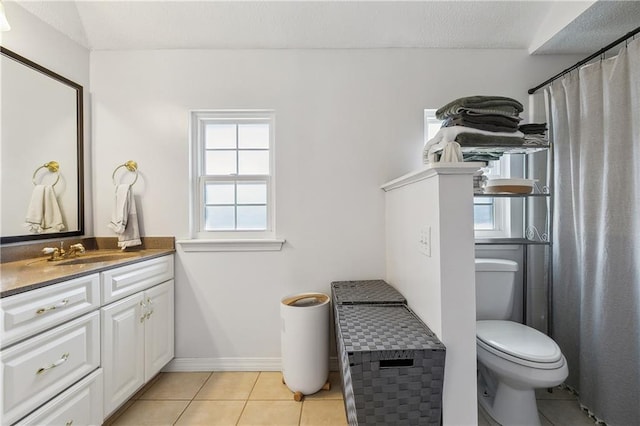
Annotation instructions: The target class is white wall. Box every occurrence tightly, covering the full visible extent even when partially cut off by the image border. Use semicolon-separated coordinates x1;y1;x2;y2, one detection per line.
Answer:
1;2;92;237
89;48;582;366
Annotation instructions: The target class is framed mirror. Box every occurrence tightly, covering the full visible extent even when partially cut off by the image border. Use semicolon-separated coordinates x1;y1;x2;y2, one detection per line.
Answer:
1;47;84;244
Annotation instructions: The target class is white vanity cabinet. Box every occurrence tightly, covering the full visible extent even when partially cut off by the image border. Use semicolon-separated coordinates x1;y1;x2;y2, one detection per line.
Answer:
0;274;101;425
101;255;174;417
0;252;174;424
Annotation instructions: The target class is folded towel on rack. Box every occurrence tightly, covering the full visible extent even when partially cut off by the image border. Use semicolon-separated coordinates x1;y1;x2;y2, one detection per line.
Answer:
423;126;525;163
108;184;141;249
454;132;528;147
436;96;524;119
24;185;65;233
518;123;548;134
523;134;549;146
442;112;521;133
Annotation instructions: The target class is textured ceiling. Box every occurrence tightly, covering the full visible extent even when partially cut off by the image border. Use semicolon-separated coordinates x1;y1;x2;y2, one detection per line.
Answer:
534;0;640;54
10;0;640;53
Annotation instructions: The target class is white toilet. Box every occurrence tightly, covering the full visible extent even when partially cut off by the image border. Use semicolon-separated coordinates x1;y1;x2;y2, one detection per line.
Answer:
475;258;568;426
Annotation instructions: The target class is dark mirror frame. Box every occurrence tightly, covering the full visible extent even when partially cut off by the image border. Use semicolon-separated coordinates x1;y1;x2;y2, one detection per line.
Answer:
1;47;84;244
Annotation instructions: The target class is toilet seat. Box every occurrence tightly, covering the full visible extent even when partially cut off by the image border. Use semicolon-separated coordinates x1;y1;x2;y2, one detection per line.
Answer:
477;320;564;369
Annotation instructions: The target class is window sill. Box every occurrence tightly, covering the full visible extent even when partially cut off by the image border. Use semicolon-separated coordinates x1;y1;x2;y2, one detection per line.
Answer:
176;238;286;252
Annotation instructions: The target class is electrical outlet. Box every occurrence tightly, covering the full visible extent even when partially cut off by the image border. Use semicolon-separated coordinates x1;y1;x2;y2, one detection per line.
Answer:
419;226;431;257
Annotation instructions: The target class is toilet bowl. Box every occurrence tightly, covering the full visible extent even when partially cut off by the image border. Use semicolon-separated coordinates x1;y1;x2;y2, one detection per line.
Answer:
476;320;568;425
475;259;568;426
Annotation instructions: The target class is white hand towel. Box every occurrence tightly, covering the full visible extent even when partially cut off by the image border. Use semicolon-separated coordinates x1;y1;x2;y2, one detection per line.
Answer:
108;184;130;234
25;185;65;233
440;141;463;162
118;190;141;249
108;184;141;249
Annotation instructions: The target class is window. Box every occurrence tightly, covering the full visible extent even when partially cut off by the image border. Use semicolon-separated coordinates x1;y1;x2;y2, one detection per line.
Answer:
190;110;275;239
474;159;510;238
474;196;495;230
424;109;442;142
424;109;510;237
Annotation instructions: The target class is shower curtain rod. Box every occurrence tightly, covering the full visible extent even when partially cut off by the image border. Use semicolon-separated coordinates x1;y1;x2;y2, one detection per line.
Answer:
528;25;640;94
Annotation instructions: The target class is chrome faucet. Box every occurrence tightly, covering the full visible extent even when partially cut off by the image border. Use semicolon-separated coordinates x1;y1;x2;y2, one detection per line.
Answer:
42;242;85;261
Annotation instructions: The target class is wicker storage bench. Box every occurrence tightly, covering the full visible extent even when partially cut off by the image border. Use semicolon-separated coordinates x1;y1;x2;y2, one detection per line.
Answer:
331;280;406;306
334;304;446;425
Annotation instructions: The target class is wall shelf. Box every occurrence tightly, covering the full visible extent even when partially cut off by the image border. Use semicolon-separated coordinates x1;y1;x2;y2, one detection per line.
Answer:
474;192;550;198
434;144;550;157
472;142;553;333
461;145;549;155
475;238;551;246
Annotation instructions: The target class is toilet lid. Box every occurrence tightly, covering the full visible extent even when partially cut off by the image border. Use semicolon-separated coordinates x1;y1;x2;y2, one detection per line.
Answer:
476;320;562;363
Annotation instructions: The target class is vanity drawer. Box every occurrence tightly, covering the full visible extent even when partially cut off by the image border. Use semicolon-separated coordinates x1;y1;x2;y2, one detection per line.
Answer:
15;368;103;426
1;311;100;425
0;274;100;348
102;255;174;304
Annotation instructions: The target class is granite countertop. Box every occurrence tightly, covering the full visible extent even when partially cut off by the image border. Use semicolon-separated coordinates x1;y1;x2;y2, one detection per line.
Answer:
0;237;175;298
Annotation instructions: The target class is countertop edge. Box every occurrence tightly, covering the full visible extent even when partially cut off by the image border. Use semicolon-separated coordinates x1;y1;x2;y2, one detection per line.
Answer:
1;249;175;298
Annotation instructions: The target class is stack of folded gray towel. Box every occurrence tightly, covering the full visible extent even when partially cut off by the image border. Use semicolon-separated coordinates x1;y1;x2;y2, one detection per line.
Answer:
438;95;523;133
424;95;548;164
519;123;549;146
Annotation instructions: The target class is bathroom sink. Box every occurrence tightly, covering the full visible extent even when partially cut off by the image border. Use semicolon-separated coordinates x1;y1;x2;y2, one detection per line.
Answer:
56;252;139;266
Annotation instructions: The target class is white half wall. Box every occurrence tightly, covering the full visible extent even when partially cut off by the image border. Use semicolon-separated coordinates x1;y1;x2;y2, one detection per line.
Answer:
383;163;479;426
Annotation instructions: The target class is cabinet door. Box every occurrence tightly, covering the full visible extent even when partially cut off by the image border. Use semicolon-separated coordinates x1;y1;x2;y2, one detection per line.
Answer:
101;293;145;417
144;280;174;381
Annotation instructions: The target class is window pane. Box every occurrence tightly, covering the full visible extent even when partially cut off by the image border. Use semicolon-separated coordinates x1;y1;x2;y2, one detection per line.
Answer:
206;124;236;149
238;124;269;149
427;122;441;139
205;206;235;230
424;109;442;140
474;205;494;230
205;183;235;205
238;150;269;175
237;182;267;204
237;206;267;230
205;150;237;175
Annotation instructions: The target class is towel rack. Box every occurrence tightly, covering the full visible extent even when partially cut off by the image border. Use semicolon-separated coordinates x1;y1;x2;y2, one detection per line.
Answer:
32;161;60;186
112;160;139;187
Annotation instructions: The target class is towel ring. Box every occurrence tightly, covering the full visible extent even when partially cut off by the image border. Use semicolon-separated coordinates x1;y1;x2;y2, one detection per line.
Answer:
32;161;60;186
112;160;139;187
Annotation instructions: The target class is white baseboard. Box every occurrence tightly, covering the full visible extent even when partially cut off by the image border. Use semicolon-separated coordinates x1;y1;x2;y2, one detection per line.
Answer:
163;357;339;372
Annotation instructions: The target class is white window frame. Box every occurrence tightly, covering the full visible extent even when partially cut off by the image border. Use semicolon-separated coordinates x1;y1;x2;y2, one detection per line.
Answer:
187;110;281;248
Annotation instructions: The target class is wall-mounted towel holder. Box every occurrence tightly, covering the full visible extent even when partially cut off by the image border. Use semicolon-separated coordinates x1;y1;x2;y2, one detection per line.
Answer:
112;160;139;187
32;161;60;186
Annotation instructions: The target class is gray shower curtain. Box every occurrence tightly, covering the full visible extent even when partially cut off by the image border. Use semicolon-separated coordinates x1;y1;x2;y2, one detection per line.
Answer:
547;38;640;425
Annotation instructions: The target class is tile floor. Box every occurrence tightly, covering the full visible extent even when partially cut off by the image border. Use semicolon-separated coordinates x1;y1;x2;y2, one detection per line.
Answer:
106;371;595;426
105;371;347;426
479;386;595;426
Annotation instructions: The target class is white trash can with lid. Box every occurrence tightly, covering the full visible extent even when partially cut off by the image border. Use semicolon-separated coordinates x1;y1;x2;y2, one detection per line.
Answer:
280;292;330;401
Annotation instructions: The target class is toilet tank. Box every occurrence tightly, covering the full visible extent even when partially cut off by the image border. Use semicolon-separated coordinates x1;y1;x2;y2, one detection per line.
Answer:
475;258;518;320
